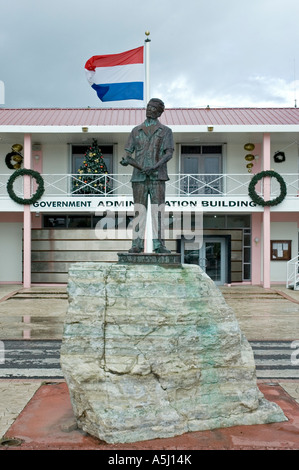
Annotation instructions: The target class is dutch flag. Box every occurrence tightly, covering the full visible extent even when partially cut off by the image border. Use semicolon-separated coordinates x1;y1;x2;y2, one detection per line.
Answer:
85;46;144;102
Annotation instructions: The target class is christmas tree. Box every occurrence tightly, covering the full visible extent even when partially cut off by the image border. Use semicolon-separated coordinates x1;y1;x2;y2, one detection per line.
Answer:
73;139;111;195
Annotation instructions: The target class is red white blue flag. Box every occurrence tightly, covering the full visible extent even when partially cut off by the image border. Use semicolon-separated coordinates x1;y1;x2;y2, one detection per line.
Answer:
85;46;144;102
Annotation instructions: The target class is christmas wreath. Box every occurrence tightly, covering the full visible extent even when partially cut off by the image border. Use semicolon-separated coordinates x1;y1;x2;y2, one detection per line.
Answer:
5;151;23;170
273;151;286;163
7;169;45;205
248;170;287;207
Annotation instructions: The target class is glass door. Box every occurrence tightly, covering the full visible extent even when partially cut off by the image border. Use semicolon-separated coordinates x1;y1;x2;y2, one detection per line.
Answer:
182;237;227;285
203;240;223;283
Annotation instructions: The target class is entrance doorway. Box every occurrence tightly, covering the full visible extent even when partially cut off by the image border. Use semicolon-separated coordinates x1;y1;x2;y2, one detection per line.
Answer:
182;236;229;285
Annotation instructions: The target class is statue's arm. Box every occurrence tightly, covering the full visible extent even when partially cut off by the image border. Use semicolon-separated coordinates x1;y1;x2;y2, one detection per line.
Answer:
120;130;144;171
120;153;143;171
152;149;173;169
142;149;173;176
147;129;174;172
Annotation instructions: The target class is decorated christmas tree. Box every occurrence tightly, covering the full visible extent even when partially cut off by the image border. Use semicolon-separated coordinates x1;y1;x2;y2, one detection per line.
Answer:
73;139;111;195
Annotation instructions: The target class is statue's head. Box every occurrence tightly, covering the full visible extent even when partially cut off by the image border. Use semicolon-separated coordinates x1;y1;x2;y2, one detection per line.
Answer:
146;98;165;119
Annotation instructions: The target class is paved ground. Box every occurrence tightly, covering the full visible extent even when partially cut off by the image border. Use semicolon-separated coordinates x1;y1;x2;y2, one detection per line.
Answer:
221;285;299;341
0;282;299;450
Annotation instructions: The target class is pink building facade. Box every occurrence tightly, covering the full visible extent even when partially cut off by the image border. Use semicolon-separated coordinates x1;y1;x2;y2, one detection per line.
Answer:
1;107;299;289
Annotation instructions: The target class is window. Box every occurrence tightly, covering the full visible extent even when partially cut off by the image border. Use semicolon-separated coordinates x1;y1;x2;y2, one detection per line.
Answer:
181;145;222;194
72;144;113;173
243;229;251;280
43;213;133;229
43;216;67;228
203;214;250;229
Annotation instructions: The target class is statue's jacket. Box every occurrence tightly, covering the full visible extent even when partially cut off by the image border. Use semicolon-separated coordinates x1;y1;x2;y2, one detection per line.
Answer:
124;120;174;182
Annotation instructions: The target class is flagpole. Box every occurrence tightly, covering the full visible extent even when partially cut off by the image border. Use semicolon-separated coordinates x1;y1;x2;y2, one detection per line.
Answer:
144;31;151;105
144;31;152;252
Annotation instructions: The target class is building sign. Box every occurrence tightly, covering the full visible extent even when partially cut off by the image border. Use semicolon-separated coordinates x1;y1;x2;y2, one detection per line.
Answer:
1;194;297;212
30;196;262;212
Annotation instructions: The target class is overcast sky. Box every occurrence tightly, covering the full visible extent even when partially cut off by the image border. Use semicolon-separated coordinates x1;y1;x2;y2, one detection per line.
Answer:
1;0;299;109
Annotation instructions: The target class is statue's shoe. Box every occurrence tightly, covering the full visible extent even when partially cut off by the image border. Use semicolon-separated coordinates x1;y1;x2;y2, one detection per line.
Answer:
128;246;143;253
154;246;171;254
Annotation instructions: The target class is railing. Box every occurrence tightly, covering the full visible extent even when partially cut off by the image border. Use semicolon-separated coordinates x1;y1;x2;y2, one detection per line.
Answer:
286;255;299;290
0;173;298;198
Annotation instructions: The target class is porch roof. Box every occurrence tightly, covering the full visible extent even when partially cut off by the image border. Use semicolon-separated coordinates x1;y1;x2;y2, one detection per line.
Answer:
1;107;299;127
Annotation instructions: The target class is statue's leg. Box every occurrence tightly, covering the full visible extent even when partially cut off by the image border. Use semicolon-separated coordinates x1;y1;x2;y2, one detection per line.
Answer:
150;181;171;253
129;182;148;252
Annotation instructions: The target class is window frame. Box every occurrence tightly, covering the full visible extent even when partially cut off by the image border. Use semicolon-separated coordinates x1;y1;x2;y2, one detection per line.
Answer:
180;144;223;195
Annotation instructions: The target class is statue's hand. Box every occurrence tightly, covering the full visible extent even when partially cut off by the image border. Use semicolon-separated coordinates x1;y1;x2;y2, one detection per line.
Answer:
120;157;129;166
142;167;156;175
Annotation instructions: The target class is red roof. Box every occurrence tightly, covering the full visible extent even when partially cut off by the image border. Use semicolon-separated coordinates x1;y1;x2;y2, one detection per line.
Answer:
0;107;299;127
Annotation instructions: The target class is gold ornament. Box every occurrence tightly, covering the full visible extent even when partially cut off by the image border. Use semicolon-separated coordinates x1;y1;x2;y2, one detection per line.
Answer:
12;155;23;163
245;154;255;161
11;143;23;152
244;143;255;151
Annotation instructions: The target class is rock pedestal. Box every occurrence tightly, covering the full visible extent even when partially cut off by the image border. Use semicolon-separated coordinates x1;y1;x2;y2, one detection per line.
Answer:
60;262;286;444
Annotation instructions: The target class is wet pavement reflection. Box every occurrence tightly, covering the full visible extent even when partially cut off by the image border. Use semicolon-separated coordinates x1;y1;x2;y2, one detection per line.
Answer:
0;286;67;340
0;284;299;341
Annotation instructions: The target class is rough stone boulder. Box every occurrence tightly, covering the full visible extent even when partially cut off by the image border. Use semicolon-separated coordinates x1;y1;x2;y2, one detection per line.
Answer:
60;262;286;444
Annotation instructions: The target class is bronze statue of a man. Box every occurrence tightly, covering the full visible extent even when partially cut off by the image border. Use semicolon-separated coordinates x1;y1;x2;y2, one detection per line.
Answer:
120;98;174;253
